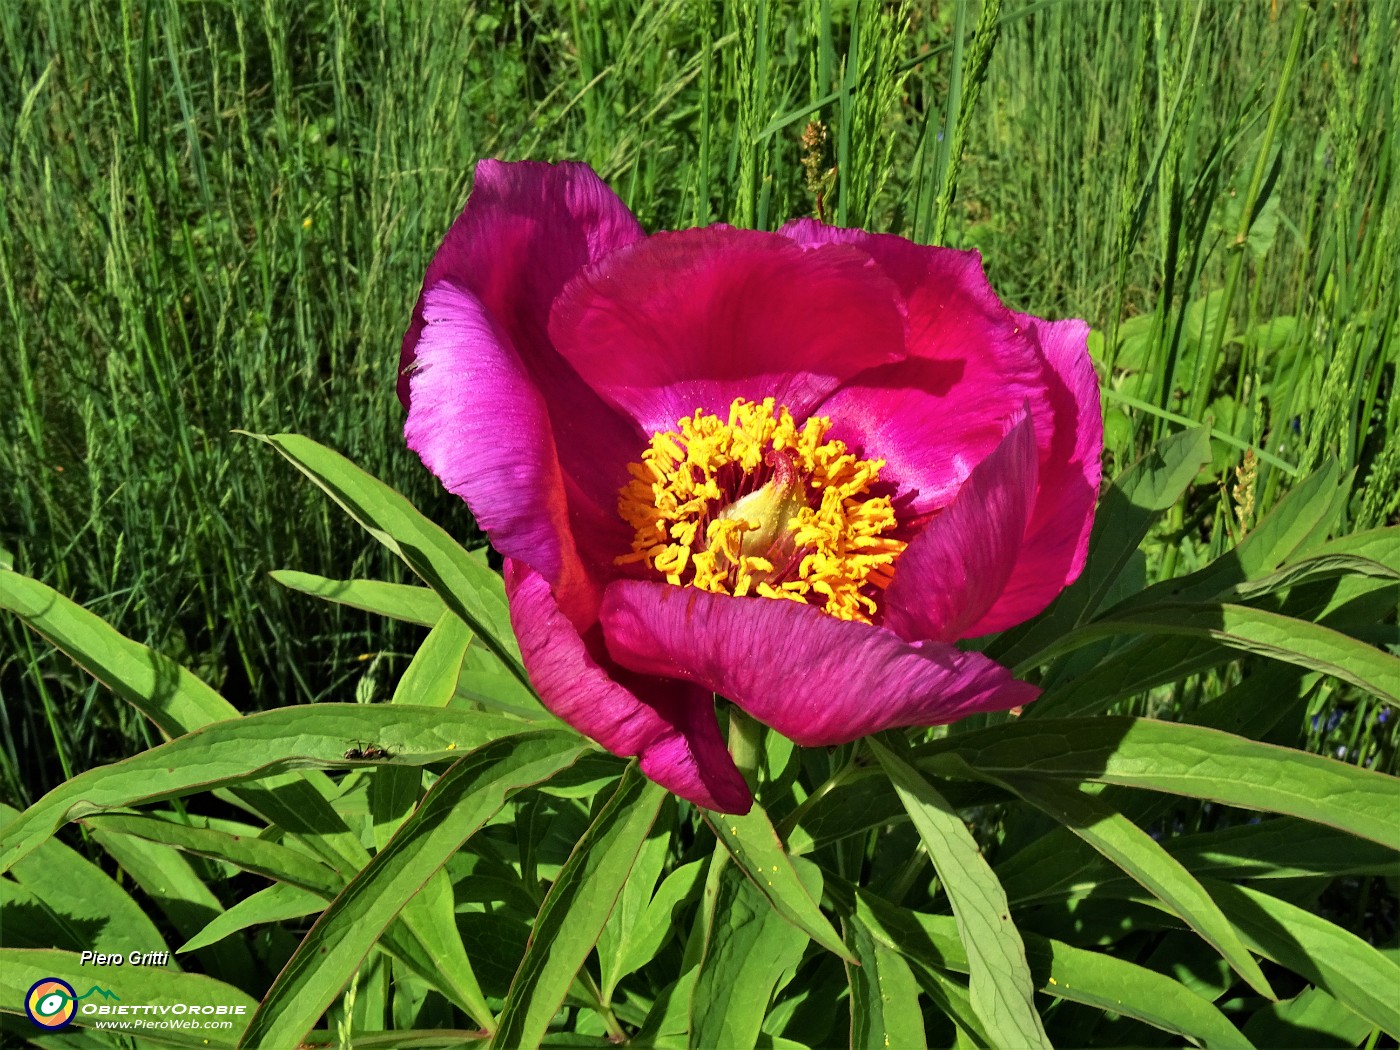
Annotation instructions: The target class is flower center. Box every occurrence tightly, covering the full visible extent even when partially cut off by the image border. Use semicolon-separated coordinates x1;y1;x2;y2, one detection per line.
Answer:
616;397;906;622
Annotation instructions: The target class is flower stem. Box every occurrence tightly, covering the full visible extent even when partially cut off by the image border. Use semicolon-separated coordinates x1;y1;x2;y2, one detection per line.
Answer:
727;705;763;785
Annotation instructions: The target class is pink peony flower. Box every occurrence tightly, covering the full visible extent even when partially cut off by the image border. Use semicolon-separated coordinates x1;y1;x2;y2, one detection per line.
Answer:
401;160;1102;814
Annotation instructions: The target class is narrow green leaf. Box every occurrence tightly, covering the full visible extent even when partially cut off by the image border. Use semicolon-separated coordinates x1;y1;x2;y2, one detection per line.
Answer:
1031;602;1400;704
1205;880;1400;1040
597;818;673;1000
691;863;815;1050
919;717;1400;848
269;570;446;627
839;885;1254;1049
241;732;584;1048
0;567;237;735
249;432;527;689
869;738;1050;1049
986;772;1273;997
0;805;167;957
491;765;666;1050
392;610;473;707
0;703;537;874
704;800;854;962
611;858;705;989
179;884;325;953
846;913;928;1050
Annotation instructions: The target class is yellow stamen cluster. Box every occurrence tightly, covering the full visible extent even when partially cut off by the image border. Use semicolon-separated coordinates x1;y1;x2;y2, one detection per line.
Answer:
616;397;906;622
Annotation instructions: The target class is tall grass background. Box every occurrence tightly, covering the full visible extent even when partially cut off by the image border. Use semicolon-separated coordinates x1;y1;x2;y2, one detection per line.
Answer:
2;0;1396;806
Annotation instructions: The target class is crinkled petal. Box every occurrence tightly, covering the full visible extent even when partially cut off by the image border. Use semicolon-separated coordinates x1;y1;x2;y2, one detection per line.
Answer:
960;316;1102;636
400;160;648;587
601;582;1039;746
884;410;1038;643
548;227;907;436
506;561;752;813
407;283;593;616
781;221;1051;521
400;159;644;403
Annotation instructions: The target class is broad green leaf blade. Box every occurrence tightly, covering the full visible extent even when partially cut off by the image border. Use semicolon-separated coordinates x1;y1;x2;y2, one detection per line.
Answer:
269;569;447;626
1242;985;1374;1049
991;425;1212;665
0;948;257;1047
612;858;705;987
1205;881;1400;1040
392;610;473;707
0;703;537;874
179;884;325;953
85;821;257;991
80;813;342;897
845;913;928;1050
491;765;666;1050
240;732;584;1047
250;432;528;689
597;816;673;1000
704;801;854;962
869;738;1050;1049
996;816;1400;907
0;567;237;735
919;716;1400;848
839;885;1254;1049
690;864;814;1050
989;772;1273;997
1034;602;1400;704
0;805;167;957
1030;634;1228;719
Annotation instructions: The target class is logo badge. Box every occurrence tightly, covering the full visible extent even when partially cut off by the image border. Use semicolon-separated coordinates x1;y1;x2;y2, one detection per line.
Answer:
25;978;77;1030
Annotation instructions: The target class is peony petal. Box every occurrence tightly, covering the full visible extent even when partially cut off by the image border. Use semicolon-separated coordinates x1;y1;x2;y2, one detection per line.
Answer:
506;561;752;813
601;581;1039;747
406;283;593;615
400;159;645;404
782;222;1053;520
961;316;1102;636
883;410;1039;643
548;227;907;436
400;160;648;586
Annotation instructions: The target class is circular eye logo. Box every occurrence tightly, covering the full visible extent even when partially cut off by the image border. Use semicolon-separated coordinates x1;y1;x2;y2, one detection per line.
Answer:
26;977;77;1029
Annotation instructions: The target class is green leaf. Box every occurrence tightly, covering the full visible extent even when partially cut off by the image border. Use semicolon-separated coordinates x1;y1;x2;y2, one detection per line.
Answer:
0;949;257;1047
0;805;167;958
1202;881;1400;1039
985;773;1273;997
690;863;815;1050
869;738;1050;1049
1023;603;1400;705
242;732;585;1048
839;885;1254;1049
0;567;237;735
597;817;674;1000
0;703;538;874
249;432;527;689
919;717;1400;848
269;570;446;627
179;884;326;953
392;610;472;707
611;858;705;988
84;819;257;990
704;800;853;962
1242;986;1373;1049
845;913;928;1050
491;764;666;1050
